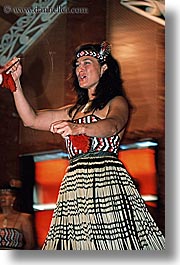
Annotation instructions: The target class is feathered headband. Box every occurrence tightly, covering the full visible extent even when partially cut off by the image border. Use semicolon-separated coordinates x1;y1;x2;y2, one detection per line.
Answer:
76;41;111;63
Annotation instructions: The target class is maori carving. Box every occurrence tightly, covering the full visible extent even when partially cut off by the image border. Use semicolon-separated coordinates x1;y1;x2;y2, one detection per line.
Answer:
120;0;165;26
0;0;67;66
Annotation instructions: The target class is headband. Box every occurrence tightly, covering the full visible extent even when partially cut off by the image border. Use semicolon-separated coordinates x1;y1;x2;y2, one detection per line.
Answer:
76;41;111;62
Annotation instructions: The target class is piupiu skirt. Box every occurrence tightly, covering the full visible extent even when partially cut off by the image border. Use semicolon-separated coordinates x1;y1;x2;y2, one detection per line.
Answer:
42;152;165;250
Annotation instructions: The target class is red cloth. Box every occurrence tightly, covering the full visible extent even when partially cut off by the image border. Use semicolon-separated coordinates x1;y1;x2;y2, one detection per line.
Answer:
1;72;16;92
69;134;90;153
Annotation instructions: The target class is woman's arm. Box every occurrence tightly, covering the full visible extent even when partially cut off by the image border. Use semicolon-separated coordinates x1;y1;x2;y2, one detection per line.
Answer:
12;63;72;131
21;213;35;250
83;96;129;137
50;96;129;138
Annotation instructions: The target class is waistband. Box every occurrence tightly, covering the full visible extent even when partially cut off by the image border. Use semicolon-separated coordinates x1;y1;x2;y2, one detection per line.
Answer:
70;151;118;163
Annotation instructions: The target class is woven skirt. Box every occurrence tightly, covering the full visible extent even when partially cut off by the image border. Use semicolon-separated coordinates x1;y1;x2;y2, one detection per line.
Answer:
42;152;165;250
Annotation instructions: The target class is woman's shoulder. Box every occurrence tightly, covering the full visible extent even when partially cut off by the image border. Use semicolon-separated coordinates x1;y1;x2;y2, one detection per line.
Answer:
20;212;32;217
18;212;33;221
106;96;129;112
109;95;128;105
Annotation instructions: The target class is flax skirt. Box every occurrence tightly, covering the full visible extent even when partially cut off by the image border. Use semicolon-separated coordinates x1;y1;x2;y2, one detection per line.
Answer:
42;153;165;250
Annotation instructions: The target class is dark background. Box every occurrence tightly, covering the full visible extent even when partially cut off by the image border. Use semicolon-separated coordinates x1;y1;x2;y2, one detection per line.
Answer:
0;0;165;234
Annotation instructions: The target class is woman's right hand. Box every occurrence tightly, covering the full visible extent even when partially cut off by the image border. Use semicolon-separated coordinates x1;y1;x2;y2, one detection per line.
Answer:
0;57;22;82
0;58;22;92
0;57;21;73
11;60;22;82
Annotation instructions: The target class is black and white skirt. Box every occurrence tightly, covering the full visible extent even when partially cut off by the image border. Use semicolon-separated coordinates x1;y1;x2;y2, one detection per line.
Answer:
42;152;165;250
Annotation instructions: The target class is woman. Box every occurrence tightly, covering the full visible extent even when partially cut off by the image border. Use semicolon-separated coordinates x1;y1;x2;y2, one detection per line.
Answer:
0;184;35;249
8;41;165;250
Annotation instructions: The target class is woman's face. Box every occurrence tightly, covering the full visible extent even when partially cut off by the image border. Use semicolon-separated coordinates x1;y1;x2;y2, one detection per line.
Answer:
75;56;102;95
0;190;15;207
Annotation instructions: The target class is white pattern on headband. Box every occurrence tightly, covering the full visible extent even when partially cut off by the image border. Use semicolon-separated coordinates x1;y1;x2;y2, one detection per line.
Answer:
76;41;111;62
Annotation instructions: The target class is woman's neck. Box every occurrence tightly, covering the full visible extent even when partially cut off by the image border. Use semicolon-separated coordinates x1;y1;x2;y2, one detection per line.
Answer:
1;207;15;215
88;87;96;100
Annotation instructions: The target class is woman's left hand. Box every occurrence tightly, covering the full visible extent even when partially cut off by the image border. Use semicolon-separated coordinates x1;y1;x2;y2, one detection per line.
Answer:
49;120;83;138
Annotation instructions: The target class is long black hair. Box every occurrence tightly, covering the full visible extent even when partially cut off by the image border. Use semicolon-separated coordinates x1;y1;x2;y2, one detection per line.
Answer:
68;42;127;117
